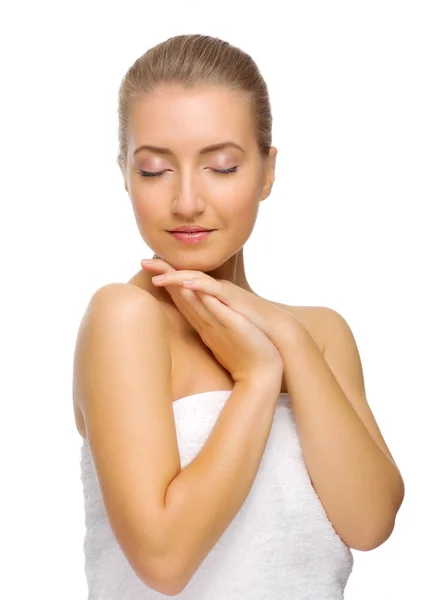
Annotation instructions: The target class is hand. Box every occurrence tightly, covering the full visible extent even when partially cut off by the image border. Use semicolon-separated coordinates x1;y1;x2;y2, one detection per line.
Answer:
140;259;284;383
140;257;300;352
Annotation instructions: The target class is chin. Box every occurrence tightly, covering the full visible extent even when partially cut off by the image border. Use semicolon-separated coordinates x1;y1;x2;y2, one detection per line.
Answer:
167;256;221;275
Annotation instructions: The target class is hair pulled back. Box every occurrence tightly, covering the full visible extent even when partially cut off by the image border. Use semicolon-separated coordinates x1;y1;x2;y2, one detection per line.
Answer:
116;34;272;171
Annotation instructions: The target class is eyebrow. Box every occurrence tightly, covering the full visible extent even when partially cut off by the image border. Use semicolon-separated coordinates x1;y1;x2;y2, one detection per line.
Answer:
133;141;245;157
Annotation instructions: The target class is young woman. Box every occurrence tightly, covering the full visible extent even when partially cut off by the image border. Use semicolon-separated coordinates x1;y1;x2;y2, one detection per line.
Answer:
74;34;405;598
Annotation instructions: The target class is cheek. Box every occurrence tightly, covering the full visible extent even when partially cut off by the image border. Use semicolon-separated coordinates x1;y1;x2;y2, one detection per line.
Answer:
221;181;261;219
221;191;260;242
130;189;164;223
130;203;163;244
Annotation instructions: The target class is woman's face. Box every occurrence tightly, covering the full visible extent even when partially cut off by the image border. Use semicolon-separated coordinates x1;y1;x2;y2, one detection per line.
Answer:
122;84;276;272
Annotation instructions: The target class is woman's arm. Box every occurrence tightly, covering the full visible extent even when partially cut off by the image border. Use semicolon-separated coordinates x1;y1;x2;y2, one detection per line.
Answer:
275;308;405;552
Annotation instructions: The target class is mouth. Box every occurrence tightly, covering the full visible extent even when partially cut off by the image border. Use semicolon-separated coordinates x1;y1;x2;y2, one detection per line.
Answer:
168;228;214;233
168;230;214;244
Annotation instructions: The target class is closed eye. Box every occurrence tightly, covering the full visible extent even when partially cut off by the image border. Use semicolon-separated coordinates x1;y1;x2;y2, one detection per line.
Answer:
137;166;238;178
211;166;238;175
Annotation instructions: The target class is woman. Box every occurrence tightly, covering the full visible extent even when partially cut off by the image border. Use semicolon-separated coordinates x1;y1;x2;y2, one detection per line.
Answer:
75;34;405;598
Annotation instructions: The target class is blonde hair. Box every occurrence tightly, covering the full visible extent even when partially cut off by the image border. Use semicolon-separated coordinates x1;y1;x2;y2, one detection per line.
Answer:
116;34;273;171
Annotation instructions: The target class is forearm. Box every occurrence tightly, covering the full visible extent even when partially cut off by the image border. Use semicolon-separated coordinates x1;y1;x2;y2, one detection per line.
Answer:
162;374;282;587
278;324;403;551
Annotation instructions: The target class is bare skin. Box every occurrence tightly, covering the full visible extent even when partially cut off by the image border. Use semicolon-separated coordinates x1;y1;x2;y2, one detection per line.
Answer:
74;85;326;438
73;269;325;439
121;85;276;287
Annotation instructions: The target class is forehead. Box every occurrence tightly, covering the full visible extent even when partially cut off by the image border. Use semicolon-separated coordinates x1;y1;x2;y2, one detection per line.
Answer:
127;85;255;153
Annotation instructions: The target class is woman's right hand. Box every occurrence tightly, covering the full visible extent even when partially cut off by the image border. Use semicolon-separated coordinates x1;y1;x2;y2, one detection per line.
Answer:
190;288;285;383
153;274;284;384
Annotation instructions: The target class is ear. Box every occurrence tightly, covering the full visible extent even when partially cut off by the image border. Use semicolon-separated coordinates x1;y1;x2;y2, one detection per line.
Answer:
117;160;129;193
261;146;278;201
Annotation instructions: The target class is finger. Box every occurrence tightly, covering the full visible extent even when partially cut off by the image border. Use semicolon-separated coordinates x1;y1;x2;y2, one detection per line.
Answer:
197;291;244;327
144;264;231;330
152;271;229;305
181;277;229;305
173;286;225;331
141;258;176;273
166;285;198;324
158;275;231;331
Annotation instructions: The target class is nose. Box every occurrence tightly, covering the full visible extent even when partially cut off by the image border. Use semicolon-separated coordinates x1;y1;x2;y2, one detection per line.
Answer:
171;170;205;218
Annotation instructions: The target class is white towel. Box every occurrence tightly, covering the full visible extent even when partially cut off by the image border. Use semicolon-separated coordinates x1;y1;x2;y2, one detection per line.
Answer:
80;390;354;598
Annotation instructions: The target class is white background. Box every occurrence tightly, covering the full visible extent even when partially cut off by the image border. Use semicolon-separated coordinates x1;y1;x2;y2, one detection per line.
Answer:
1;1;441;598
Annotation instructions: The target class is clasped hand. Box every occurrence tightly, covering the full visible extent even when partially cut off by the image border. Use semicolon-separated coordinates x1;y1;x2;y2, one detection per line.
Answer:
139;257;297;382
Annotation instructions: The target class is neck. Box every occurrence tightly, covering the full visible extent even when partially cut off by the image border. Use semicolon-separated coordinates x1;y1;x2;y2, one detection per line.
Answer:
206;247;256;295
152;246;257;296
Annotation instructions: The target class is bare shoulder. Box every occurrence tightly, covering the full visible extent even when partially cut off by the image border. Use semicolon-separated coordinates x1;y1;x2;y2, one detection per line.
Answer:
289;305;356;351
94;281;155;302
73;282;169;439
87;281;171;321
270;301;331;354
80;282;164;331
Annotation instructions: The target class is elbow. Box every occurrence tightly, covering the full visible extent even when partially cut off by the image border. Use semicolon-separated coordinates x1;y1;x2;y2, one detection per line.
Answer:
160;556;194;596
357;474;405;552
348;504;403;552
156;577;187;597
354;521;395;552
141;499;191;594
139;531;188;596
356;506;402;552
140;555;187;596
138;504;187;594
148;550;196;595
159;566;191;597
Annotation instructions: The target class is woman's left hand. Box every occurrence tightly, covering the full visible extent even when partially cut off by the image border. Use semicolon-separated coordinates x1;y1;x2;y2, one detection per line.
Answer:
140;257;300;349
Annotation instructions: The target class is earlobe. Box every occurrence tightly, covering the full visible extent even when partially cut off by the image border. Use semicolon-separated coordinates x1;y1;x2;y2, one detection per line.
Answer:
118;162;129;192
261;180;274;201
267;147;277;180
269;147;278;174
261;147;277;200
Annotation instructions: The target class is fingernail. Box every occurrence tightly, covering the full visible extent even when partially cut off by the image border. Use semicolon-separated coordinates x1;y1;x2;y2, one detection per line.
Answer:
152;274;165;281
141;259;153;265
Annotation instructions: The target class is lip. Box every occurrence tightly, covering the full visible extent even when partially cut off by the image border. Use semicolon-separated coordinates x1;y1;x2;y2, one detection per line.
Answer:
168;230;213;244
168;226;214;233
